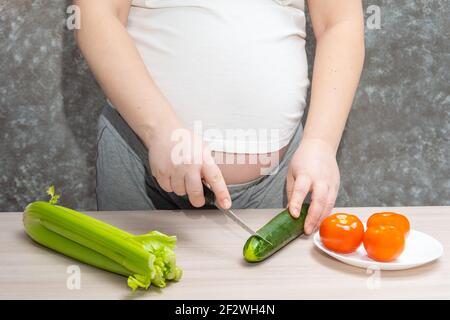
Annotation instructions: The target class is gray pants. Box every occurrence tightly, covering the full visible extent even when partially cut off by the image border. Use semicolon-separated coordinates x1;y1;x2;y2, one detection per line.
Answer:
96;105;303;211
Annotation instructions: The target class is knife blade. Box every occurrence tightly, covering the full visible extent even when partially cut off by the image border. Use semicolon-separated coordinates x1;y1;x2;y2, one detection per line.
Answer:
202;181;272;246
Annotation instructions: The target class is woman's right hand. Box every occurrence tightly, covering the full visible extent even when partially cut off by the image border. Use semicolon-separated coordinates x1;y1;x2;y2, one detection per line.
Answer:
145;119;231;209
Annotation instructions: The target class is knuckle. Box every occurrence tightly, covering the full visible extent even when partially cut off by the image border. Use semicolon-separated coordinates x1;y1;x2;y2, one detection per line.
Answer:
294;185;308;194
158;168;170;178
311;192;328;206
316;179;330;188
298;174;312;184
173;164;185;174
185;170;201;181
210;173;221;184
325;200;335;208
311;211;322;219
189;189;203;197
313;196;327;206
171;180;184;191
295;171;309;180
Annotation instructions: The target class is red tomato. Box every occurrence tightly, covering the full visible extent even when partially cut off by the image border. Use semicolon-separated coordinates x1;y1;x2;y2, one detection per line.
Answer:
367;212;410;237
363;225;405;262
319;213;364;254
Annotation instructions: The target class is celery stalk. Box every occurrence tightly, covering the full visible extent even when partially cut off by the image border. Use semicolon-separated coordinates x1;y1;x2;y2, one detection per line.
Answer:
23;187;182;290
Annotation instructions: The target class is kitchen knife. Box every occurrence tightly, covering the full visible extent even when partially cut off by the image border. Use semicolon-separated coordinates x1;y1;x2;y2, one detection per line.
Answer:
202;182;272;246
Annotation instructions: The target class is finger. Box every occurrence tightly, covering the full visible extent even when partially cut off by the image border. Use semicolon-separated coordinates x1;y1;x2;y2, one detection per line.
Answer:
201;159;231;209
314;186;338;232
304;181;329;234
185;171;205;208
154;168;173;193
285;170;295;203
170;171;186;196
323;185;339;218
288;175;311;218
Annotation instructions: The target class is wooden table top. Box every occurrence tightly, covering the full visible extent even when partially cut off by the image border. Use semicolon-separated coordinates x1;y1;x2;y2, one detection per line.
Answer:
0;206;448;300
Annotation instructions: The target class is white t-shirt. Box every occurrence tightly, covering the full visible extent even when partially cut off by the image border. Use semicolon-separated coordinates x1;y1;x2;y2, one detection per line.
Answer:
126;0;309;153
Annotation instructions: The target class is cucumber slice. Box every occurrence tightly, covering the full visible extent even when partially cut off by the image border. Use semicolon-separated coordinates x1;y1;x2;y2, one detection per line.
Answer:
243;204;309;262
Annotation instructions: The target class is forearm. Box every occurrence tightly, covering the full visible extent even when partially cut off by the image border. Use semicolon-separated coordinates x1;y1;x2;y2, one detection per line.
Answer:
302;19;365;154
75;3;179;147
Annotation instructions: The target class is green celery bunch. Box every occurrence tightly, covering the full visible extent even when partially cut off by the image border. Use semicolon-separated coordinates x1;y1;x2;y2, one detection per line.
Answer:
23;186;182;290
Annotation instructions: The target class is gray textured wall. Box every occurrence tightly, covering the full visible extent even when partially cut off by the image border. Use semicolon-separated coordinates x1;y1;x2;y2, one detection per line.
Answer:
0;0;448;212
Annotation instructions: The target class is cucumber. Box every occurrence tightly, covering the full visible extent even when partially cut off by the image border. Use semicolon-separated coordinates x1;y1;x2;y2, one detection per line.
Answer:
243;204;309;262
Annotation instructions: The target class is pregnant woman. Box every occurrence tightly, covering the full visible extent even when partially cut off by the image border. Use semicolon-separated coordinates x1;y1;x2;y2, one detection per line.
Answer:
75;0;364;235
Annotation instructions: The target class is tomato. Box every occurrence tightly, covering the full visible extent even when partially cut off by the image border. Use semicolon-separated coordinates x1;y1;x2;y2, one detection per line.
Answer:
319;213;364;254
367;212;410;237
363;225;405;262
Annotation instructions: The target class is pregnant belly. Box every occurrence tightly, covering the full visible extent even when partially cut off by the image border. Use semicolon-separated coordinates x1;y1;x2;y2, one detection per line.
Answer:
213;146;288;185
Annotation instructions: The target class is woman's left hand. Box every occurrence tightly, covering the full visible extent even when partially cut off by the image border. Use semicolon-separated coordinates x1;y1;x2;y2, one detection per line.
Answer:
286;138;340;235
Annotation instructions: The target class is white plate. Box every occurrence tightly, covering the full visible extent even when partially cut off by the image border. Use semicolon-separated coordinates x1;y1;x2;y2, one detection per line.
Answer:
313;229;444;270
